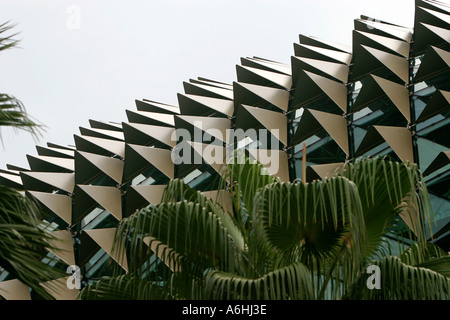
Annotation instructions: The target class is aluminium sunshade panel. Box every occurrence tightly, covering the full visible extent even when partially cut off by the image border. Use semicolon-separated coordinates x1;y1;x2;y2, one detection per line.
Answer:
294;43;352;66
35;146;75;159
72;185;122;225
424;150;450;176
291;56;350;86
124;184;167;218
306;162;346;183
236;65;292;91
174;115;231;146
355;125;415;163
240;57;292;76
234;104;288;150
417;89;450;122
135;99;180;115
233;81;290;113
290;69;348;114
1;0;450;299
291;108;349;158
177;93;234;118
122;122;176;149
351;74;411;123
123;144;174;184
74;151;123;186
88;120;123;132
414;46;450;90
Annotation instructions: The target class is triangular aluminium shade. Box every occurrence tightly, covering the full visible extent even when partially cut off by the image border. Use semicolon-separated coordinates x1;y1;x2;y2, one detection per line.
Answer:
240;57;292;75
20;172;74;194
236;65;292;90
233;81;290;112
352;74;411;122
46;142;76;152
28;191;72;225
190;78;233;91
74;151;123;185
354;19;412;42
125;184;167;217
183;81;234;100
416;6;450;30
47;230;75;266
135;99;180;115
130;185;166;204
247;149;290;182
74;134;125;159
291;56;349;84
79;127;124;142
84;228;128;272
0;279;31;300
353;30;410;58
417;89;450;122
126;110;175;127
414;46;450;83
0;171;23;189
26;154;74;173
76;185;122;221
306;162;345;182
122;122;175;149
291;69;347;113
299;34;351;53
124;144;174;182
414;22;450;54
356;126;414;162
423;150;450;176
89;119;123;132
36;146;74;159
352;45;409;83
186;141;228;177
177;93;234;118
234;104;287;147
417;0;450;15
294;43;352;65
292;108;349;156
39;277;79;300
174;115;231;145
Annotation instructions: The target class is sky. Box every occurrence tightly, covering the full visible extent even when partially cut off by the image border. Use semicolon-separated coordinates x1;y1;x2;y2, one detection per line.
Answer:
0;0;416;169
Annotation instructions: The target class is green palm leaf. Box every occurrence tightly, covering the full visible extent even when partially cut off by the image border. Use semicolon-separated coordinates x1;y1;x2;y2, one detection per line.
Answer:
344;256;450;300
205;262;314;300
338;157;432;260
0;186;65;299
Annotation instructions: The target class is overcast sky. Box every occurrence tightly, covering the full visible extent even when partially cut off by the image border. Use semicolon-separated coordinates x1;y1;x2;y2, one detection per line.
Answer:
0;0;416;169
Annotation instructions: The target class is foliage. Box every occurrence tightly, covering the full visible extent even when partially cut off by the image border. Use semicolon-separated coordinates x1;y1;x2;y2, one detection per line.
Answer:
0;21;62;300
80;155;449;300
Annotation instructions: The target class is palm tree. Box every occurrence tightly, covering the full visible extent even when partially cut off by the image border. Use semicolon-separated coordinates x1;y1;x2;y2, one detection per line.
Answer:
0;21;64;299
80;153;449;300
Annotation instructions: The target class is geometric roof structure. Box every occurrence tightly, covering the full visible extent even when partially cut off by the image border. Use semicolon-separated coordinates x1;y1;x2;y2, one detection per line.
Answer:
1;0;449;299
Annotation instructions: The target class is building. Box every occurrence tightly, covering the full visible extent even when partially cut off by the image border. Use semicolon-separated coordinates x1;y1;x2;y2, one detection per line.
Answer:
0;0;449;299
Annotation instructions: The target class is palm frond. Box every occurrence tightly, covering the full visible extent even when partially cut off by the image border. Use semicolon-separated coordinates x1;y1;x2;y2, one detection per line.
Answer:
226;151;278;227
344;256;450;300
0;21;20;52
0;93;43;139
204;262;314;300
338;157;433;260
0;186;66;299
117;200;239;273
80;275;174;300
